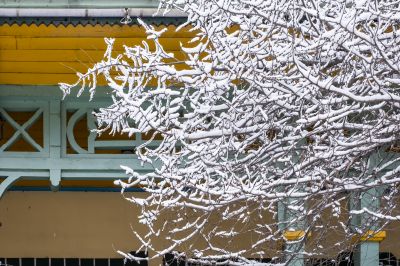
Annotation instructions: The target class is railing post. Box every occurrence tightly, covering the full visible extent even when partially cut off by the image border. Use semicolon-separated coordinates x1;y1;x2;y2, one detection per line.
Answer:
353;188;383;266
49;100;61;190
353;153;386;266
278;197;305;266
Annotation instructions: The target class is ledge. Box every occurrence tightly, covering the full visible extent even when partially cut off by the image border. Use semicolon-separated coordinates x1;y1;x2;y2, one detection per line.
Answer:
283;230;309;241
360;230;387;242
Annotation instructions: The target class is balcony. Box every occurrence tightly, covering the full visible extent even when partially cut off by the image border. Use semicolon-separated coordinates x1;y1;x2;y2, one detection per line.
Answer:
0;86;156;196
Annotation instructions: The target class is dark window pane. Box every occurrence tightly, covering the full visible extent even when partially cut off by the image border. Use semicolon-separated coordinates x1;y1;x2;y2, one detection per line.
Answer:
125;259;147;266
337;251;354;266
163;254;175;266
129;252;147;259
125;252;148;266
21;258;34;266
51;258;64;266
247;258;272;264
306;258;336;266
94;259;108;266
6;258;20;266
0;258;5;266
379;252;397;266
65;259;79;266
163;254;185;266
109;259;123;266
80;259;94;266
36;258;50;266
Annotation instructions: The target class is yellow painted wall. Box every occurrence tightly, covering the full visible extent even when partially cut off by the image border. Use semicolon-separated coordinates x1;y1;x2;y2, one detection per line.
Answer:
0;24;192;85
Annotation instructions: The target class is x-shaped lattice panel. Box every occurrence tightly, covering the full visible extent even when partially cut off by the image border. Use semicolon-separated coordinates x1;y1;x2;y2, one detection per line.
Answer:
0;107;44;152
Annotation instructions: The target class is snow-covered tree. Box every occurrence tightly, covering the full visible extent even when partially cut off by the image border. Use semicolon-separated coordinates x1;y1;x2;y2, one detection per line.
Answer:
60;0;400;264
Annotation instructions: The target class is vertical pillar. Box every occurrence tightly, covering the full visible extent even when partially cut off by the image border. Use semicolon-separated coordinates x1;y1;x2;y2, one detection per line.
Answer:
353;187;386;266
49;100;61;190
277;148;307;266
278;197;305;266
353;153;386;266
354;240;379;266
284;238;304;266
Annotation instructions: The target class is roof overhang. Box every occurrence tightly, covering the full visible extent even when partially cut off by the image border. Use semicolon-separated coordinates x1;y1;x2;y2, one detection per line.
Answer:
0;8;186;18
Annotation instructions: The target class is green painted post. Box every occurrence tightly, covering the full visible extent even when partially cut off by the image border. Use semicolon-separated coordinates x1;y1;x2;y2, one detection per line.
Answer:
278;197;305;266
354;236;380;266
353;153;384;266
286;243;304;266
49;100;61;191
287;197;305;266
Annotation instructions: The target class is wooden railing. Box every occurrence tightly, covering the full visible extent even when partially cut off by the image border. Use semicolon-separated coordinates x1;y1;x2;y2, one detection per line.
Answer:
0;94;156;197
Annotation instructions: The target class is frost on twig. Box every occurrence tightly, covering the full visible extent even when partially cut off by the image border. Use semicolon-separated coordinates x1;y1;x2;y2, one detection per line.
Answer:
60;0;400;264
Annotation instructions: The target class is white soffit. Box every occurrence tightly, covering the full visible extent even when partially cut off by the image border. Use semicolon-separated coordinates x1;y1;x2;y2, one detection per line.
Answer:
0;8;186;17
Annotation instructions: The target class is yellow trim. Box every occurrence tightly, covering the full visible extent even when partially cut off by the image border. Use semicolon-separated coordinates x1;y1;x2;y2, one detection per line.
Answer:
360;230;386;242
283;230;309;241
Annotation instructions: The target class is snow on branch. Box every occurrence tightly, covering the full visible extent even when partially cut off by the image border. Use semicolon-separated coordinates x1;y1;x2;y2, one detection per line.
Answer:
61;0;400;264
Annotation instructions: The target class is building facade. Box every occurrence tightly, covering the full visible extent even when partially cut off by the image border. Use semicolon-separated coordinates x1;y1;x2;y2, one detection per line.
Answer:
0;2;187;265
0;1;400;266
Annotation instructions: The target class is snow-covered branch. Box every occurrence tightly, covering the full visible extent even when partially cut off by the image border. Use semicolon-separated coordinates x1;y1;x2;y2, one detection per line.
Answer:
61;0;400;264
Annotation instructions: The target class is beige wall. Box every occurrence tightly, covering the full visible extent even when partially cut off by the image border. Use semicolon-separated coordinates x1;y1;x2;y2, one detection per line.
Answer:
0;191;400;265
0;191;279;264
0;192;151;260
381;221;400;258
